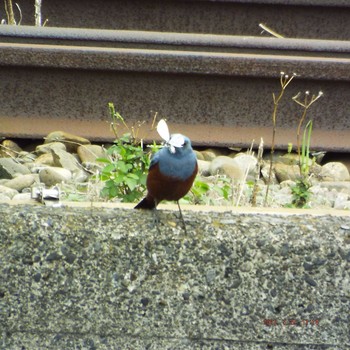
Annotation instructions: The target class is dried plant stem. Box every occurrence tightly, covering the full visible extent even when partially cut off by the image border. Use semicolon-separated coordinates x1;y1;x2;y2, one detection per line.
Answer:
293;91;323;175
251;138;264;206
236;141;255;207
4;0;16;24
296;101;308;163
264;73;295;206
259;23;284;38
35;0;42;26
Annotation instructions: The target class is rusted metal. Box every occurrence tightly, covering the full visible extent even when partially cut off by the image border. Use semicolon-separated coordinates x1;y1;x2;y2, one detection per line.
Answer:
0;27;350;151
12;0;350;40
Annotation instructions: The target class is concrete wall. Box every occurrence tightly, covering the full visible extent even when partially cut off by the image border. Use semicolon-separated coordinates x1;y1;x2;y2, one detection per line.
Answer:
0;203;349;349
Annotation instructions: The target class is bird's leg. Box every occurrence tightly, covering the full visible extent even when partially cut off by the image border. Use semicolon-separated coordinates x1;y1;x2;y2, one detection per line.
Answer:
152;201;161;235
176;200;188;235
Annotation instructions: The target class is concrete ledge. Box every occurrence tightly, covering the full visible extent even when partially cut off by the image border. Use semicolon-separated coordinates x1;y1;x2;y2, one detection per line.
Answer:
0;203;349;349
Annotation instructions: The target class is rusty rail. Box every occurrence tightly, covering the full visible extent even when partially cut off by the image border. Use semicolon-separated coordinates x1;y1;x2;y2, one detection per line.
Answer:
0;26;350;151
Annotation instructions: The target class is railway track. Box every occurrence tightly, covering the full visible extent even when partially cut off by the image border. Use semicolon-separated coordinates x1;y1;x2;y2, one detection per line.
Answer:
0;1;350;151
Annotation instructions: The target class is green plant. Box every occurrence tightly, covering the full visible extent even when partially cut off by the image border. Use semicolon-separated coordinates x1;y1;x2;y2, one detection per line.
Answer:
213;176;232;203
183;176;232;205
98;133;151;202
300;119;313;177
183;178;210;204
98;103;160;202
287;90;323;208
293;91;323;176
290;178;311;208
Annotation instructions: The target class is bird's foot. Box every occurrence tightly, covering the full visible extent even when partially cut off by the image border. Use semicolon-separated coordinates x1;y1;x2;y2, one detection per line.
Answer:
152;208;162;234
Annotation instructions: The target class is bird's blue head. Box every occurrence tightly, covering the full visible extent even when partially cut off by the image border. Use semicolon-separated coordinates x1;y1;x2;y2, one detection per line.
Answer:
164;133;194;156
154;133;197;180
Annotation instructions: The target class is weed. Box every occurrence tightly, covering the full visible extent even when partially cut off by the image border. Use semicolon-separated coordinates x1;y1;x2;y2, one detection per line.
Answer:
98;133;151;202
290;178;311;208
2;0;48;26
288;90;323;208
300;119;313;176
293;90;323;176
183;178;210;205
264;72;296;206
251;138;264;206
98;104;159;202
183;176;232;205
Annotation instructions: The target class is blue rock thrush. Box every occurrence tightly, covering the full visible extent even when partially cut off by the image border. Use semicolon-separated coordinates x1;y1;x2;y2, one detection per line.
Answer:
135;133;198;232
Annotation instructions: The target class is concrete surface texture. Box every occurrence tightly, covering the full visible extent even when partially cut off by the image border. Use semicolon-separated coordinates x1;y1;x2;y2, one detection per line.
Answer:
0;203;349;349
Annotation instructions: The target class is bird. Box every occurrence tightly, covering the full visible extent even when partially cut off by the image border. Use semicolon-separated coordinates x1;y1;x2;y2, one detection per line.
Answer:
135;122;197;233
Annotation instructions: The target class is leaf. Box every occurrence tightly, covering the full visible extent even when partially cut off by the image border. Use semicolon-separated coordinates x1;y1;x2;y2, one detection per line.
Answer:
96;157;111;164
125;177;137;191
102;164;116;174
138;173;148;186
127;173;140;180
117;160;128;173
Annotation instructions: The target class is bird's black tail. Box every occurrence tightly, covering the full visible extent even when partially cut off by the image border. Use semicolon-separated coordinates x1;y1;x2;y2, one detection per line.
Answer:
134;196;156;209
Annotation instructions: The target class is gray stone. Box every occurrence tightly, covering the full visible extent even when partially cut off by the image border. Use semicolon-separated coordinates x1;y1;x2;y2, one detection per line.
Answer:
0;184;18;199
0;139;22;158
77;144;106;164
270;186;293;207
4;174;38;191
333;192;350;210
44;131;90;152
34;153;55;166
320;162;350;181
18;151;37;163
261;162;278;184
240;261;253;272
274;163;300;182
200;150;217;161
194;150;204;160
0;158;30;179
197;159;211;176
318;181;350;195
0;193;11;201
280;180;296;188
309;163;323;180
205;269;216;284
72;169;89;183
36;141;67;155
231;153;257;176
39;167;72;187
12;193;35;201
209;156;244;180
276;153;300;165
51;149;82;173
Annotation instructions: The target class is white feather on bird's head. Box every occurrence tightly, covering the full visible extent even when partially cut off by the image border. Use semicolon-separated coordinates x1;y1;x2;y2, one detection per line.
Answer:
157;119;186;154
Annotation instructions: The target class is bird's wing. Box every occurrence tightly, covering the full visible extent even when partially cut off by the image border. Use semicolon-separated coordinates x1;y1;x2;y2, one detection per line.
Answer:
149;151;161;170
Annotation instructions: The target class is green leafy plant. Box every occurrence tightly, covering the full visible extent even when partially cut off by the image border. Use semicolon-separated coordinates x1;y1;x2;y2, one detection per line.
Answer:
98;103;160;202
98;133;151;202
288;90;323;208
290;178;311;208
293;90;323;175
183;176;232;205
183;178;210;204
300;119;313;177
